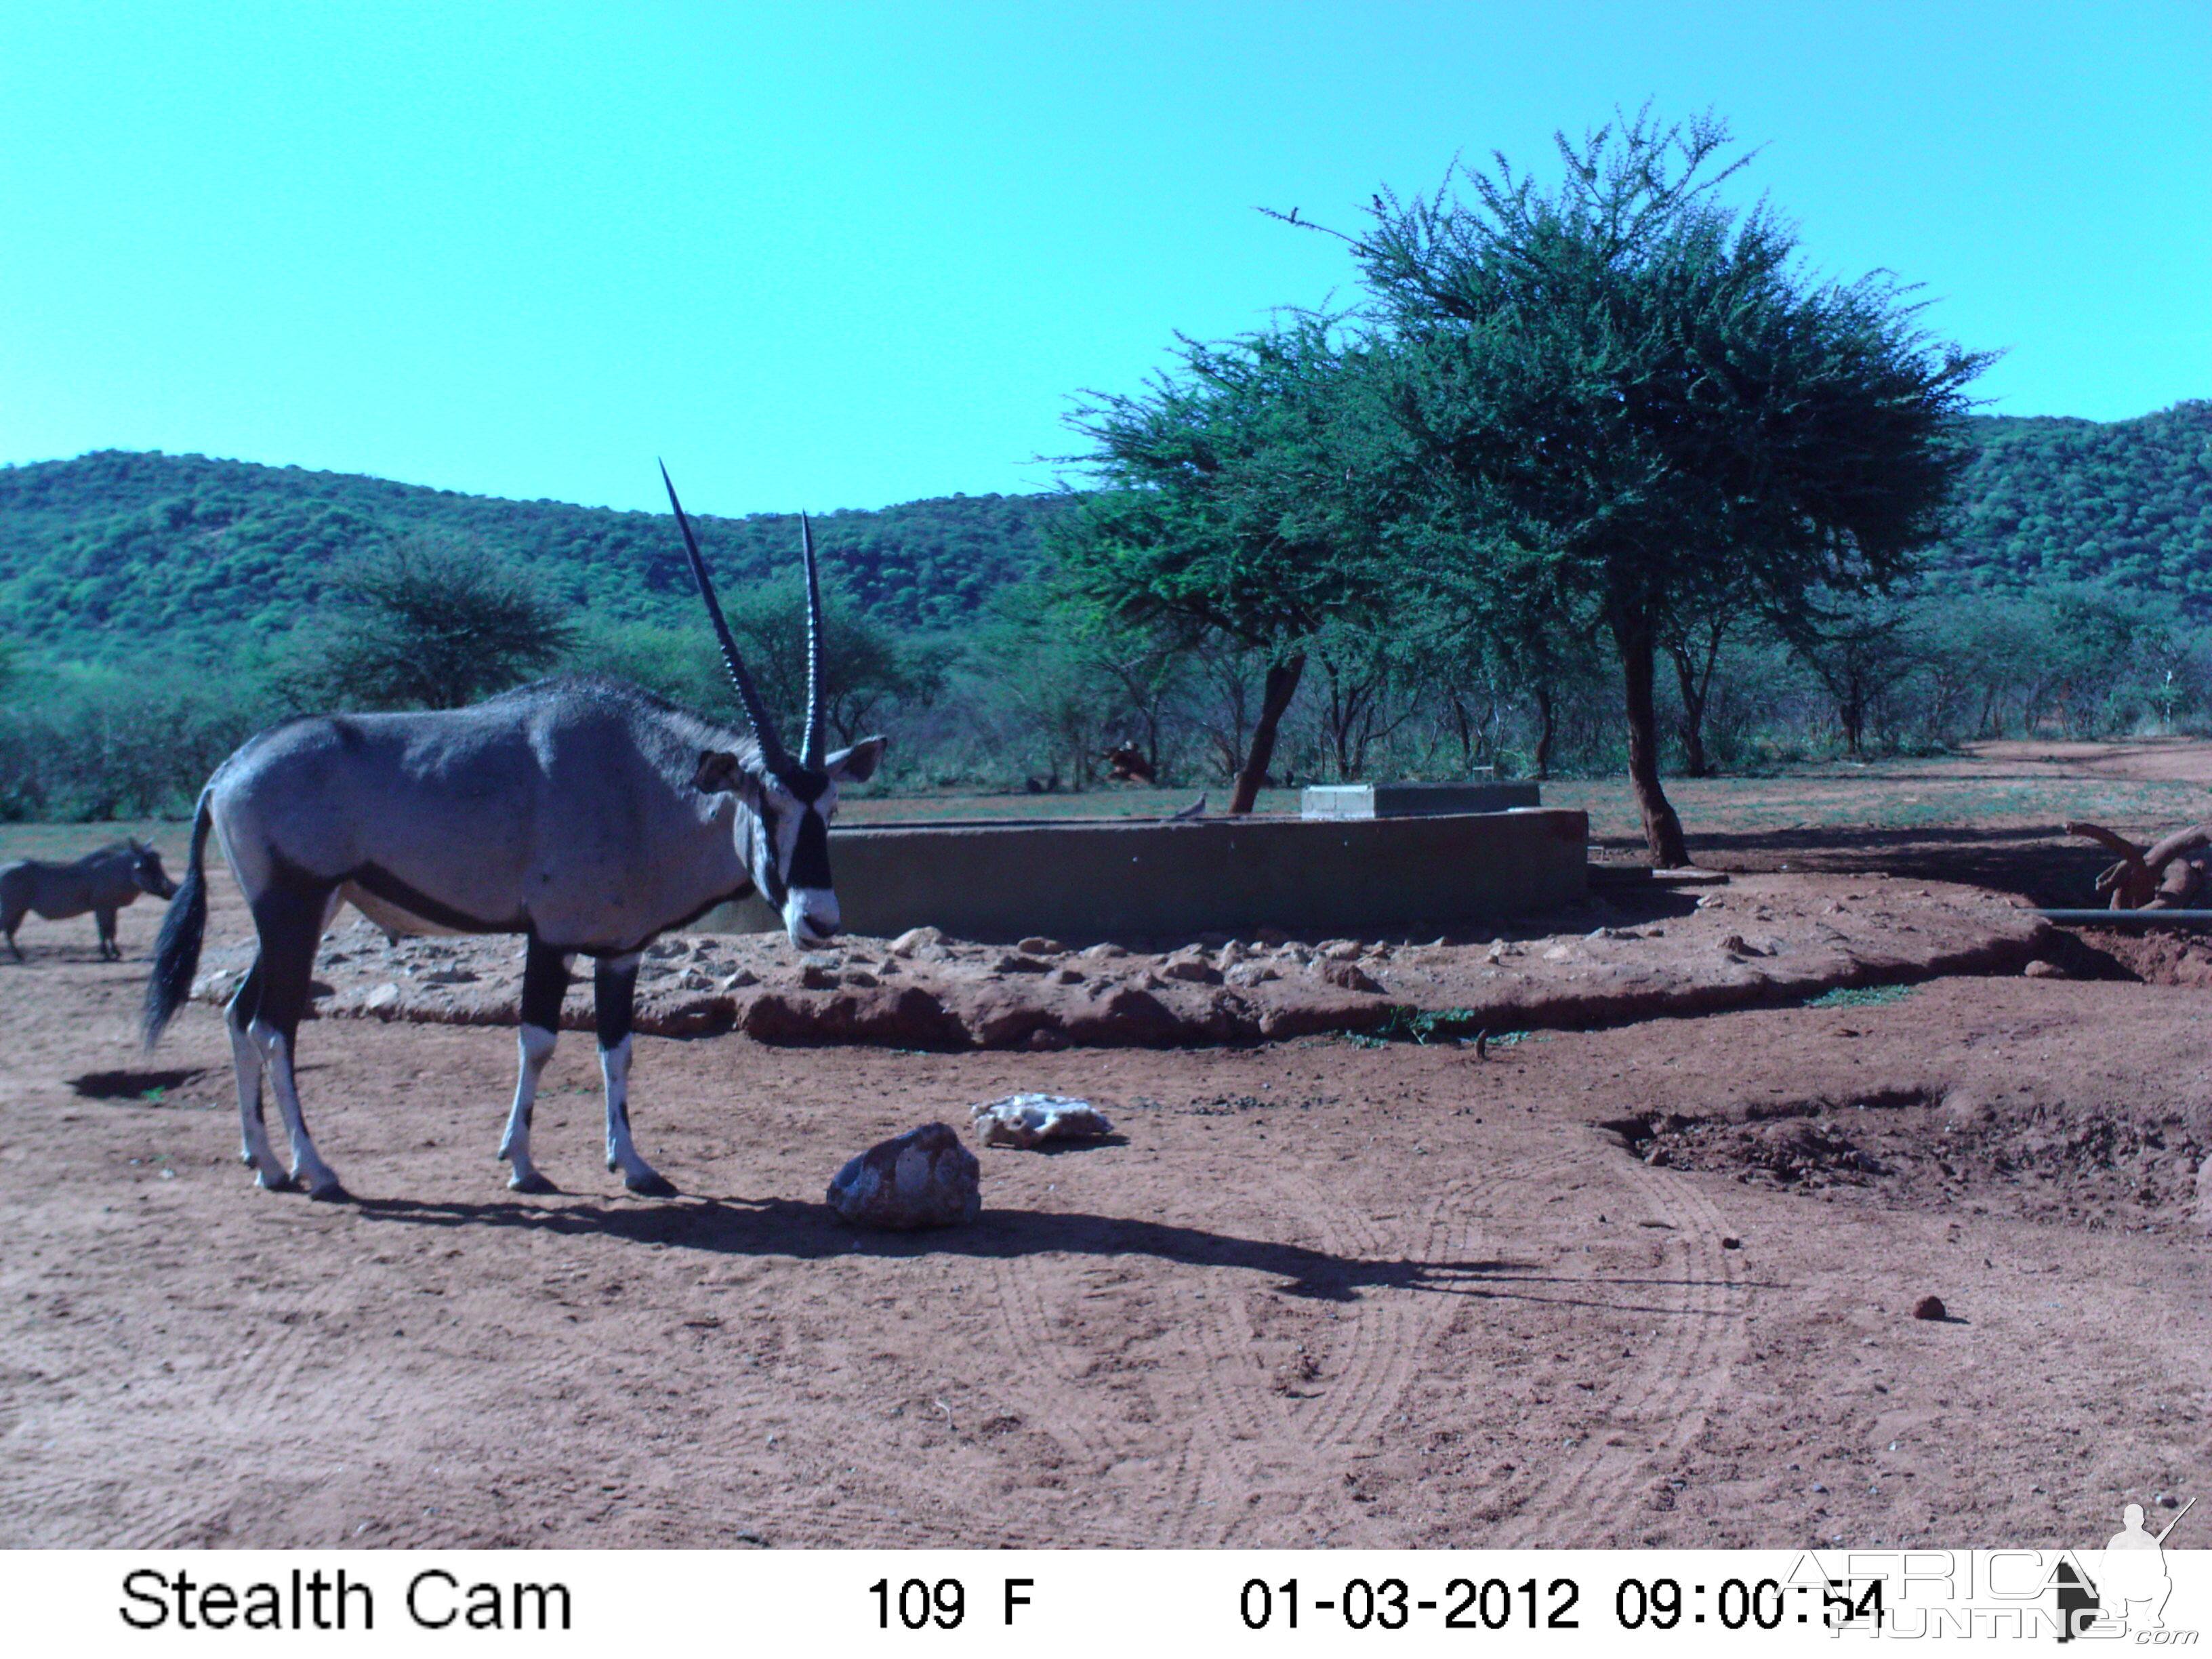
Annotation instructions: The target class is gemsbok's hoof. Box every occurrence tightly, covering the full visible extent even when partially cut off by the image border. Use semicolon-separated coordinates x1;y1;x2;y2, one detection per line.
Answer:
624;1170;678;1199
508;1170;559;1195
304;1176;350;1202
253;1170;298;1193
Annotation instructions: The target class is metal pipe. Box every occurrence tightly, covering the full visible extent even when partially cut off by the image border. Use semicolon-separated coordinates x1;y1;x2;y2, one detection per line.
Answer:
2036;908;2212;928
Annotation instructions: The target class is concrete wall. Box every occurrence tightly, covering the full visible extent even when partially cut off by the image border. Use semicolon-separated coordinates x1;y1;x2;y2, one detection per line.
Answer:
701;807;1588;942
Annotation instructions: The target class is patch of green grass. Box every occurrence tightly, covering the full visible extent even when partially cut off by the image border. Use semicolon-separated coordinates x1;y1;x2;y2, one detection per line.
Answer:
1803;983;1917;1009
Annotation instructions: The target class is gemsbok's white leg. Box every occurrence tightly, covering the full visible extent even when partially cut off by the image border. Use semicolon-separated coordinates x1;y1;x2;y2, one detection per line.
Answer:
500;1024;560;1193
256;1019;342;1199
228;1010;286;1189
593;950;674;1197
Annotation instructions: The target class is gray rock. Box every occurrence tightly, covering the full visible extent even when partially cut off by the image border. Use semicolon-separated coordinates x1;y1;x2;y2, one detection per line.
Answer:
825;1124;981;1229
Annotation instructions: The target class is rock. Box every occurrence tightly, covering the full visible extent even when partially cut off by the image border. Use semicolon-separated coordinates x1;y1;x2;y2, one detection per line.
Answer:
991;953;1052;975
1016;936;1065;957
1077;942;1128;960
718;968;760;991
365;983;401;1012
1912;1295;1948;1322
888;926;945;957
841;968;880;989
2022;958;2067;979
1160;953;1224;985
800;962;842;990
825;1124;980;1229
1049;966;1086;986
972;1093;1115;1148
192;969;245;1002
1225;962;1279;987
1319;939;1365;962
417;967;479;985
1319;961;1384;994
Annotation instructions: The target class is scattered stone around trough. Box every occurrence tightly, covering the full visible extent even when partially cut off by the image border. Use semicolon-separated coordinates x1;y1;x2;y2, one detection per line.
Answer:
187;872;2057;1052
971;1093;1115;1149
825;1123;980;1230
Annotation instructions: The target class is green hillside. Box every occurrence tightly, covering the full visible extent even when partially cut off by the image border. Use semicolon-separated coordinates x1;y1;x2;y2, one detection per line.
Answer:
1927;400;2212;602
3;402;2207;670
0;449;1069;666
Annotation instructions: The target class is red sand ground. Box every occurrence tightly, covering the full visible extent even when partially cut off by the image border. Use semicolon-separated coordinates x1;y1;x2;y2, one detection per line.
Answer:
1;745;2205;1549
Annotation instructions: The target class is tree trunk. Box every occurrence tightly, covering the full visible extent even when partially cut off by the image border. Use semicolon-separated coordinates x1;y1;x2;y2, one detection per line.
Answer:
1230;654;1305;815
1532;682;1556;780
1450;696;1477;773
1614;609;1689;867
1667;622;1724;779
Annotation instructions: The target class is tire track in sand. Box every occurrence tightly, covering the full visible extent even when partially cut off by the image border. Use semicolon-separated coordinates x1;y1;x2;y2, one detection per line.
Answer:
974;1253;1194;1549
1480;1143;1748;1546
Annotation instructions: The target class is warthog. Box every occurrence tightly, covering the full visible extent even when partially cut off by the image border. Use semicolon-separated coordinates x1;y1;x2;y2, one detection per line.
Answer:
1;840;179;961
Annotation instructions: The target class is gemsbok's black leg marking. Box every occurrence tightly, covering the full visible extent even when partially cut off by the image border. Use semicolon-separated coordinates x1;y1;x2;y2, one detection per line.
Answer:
499;939;572;1193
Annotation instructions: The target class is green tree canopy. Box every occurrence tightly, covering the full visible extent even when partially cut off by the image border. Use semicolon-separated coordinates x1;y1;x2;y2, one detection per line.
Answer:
1051;319;1401;811
291;533;578;711
1332;108;1990;861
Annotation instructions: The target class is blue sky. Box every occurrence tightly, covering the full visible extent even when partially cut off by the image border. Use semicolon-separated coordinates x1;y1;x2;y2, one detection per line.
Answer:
3;1;2206;516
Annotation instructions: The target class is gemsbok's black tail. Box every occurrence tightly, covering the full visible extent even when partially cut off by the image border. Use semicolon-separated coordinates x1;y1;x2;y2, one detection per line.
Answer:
142;792;213;1049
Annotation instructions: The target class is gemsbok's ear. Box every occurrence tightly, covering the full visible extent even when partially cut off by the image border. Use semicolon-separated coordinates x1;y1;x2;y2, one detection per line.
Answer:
825;736;886;785
691;750;750;795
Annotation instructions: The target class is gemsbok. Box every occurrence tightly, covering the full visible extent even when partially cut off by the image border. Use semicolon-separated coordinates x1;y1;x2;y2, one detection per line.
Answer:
142;467;883;1200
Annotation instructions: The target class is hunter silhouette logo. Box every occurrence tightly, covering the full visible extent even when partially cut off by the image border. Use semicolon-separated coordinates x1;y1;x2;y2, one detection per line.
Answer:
2060;1496;2196;1641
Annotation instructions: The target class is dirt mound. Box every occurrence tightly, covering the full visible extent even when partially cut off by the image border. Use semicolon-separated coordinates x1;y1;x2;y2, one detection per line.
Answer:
188;872;2055;1049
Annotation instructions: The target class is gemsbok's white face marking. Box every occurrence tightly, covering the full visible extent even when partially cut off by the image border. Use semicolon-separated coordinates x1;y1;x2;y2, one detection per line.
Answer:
711;739;882;949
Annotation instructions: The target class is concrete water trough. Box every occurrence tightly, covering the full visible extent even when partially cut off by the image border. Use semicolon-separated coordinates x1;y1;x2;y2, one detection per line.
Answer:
700;804;1589;943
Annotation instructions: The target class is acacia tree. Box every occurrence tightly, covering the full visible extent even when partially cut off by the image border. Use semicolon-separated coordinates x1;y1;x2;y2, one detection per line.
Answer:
1052;319;1399;813
718;580;947;748
1318;108;1988;863
298;533;577;711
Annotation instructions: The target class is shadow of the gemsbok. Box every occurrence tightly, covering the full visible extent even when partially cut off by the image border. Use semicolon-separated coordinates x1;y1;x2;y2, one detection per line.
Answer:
350;1190;1763;1313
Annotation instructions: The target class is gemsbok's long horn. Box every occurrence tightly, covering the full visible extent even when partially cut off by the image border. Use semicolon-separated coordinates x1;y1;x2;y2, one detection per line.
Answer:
799;514;827;769
659;462;790;769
